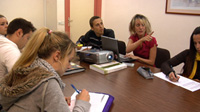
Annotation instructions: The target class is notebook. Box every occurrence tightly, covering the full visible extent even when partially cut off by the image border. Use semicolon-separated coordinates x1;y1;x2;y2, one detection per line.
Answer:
69;91;114;112
101;36;135;62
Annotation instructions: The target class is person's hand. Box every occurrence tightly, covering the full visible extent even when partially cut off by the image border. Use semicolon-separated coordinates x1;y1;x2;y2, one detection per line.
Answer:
141;31;154;42
76;89;90;102
65;97;71;106
76;43;83;50
125;54;139;60
194;79;200;82
168;72;180;82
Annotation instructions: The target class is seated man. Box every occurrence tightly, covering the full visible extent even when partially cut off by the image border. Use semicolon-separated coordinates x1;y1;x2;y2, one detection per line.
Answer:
0;18;35;80
77;16;115;49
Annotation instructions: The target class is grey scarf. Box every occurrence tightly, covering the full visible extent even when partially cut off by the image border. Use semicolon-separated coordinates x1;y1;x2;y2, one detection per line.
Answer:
30;57;65;89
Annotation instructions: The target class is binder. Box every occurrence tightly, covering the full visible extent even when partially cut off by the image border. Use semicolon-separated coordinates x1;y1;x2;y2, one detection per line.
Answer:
69;91;114;112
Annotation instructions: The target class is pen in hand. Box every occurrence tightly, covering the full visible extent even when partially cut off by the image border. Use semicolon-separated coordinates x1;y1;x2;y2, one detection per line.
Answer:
71;84;80;94
170;65;177;78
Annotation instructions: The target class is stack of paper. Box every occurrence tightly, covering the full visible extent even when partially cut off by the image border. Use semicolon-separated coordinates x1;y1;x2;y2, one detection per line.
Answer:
89;61;127;74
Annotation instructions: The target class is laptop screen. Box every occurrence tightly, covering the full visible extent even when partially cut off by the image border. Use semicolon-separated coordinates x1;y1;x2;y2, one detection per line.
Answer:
101;36;120;61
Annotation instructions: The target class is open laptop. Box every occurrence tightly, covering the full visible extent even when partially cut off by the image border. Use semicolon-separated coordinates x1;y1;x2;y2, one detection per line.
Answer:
101;36;135;62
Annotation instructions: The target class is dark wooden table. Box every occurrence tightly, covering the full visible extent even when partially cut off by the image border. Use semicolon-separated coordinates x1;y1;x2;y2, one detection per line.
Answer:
62;62;200;112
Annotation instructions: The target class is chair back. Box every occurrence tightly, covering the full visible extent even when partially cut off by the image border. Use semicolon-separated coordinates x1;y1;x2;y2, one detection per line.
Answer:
117;40;126;55
155;47;170;68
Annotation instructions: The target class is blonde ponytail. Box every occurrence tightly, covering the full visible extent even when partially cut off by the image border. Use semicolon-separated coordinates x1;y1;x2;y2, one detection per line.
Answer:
7;27;76;86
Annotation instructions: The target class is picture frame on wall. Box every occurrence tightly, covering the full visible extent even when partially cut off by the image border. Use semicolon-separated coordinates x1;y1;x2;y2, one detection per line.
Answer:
166;0;200;15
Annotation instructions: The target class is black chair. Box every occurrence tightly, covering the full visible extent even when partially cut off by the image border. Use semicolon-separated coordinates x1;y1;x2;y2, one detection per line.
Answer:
155;47;170;68
0;104;2;111
117;40;126;55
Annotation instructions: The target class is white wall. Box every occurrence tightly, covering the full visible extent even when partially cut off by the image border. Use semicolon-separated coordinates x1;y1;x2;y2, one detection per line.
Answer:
46;0;57;30
0;0;45;29
0;0;65;31
102;0;200;72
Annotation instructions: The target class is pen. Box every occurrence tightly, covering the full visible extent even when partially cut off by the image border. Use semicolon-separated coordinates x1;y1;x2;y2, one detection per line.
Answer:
71;84;80;94
170;65;177;78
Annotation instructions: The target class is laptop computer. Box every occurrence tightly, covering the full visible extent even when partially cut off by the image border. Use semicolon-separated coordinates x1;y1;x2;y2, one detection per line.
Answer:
101;36;135;62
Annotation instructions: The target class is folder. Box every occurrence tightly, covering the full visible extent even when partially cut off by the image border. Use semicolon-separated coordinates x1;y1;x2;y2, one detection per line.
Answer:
69;91;114;112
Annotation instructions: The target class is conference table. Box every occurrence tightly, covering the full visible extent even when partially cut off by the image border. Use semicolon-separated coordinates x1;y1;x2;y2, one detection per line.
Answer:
62;61;200;112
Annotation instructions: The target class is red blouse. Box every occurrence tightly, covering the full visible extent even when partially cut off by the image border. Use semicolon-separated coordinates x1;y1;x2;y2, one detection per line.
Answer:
129;34;158;59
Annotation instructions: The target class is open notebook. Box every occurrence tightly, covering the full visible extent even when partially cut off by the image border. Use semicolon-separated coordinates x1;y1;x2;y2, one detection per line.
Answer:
101;36;135;62
69;91;114;112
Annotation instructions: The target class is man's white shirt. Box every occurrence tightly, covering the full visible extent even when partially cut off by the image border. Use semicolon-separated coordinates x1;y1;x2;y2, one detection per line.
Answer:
0;34;21;80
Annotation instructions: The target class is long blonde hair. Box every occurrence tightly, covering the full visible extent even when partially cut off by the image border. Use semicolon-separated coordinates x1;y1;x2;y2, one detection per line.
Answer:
7;27;76;85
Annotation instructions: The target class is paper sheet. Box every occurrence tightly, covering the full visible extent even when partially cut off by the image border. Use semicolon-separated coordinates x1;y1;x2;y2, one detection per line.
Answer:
154;72;200;92
69;91;109;112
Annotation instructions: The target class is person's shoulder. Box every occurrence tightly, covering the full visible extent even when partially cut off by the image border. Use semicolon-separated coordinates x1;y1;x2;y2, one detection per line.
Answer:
85;30;95;36
86;29;94;34
182;49;190;54
104;28;114;32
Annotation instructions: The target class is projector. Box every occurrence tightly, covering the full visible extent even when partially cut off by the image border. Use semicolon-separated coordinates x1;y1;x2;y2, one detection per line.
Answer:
78;49;114;64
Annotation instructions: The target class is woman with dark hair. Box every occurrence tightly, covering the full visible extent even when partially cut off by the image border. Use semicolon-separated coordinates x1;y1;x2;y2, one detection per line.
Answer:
161;26;200;82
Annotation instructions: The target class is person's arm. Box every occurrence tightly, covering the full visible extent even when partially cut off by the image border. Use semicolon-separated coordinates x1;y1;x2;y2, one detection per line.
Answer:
126;38;143;53
138;44;157;66
161;49;189;77
79;31;92;46
126;44;157;66
3;46;21;72
126;32;153;53
43;79;90;112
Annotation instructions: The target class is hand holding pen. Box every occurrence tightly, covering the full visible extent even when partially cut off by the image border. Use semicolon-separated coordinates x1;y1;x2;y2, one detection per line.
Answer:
71;84;90;102
169;65;180;82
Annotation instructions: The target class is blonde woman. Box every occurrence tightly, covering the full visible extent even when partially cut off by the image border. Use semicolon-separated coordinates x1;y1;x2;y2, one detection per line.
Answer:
126;14;157;66
0;27;90;112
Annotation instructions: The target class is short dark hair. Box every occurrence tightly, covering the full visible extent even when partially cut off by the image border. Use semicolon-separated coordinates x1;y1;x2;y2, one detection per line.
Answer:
7;18;36;35
89;16;100;27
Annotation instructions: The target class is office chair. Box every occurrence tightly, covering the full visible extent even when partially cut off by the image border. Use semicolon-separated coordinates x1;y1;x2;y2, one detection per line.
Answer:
117;40;126;55
76;35;85;44
155;47;170;68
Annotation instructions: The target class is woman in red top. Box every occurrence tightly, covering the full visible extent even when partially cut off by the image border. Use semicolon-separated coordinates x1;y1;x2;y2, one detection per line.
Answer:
126;14;157;66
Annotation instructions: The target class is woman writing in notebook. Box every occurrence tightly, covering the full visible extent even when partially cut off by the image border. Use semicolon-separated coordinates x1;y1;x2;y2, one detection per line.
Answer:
161;26;200;82
126;14;157;66
0;27;90;112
